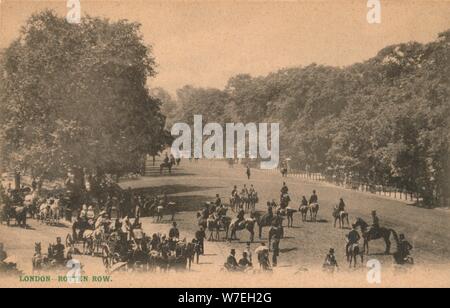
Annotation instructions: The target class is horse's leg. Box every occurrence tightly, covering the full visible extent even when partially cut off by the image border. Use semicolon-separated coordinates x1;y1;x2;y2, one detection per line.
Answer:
259;225;262;239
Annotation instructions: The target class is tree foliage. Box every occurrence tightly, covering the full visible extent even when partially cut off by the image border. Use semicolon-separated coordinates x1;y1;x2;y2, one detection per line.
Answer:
0;11;167;181
165;30;450;207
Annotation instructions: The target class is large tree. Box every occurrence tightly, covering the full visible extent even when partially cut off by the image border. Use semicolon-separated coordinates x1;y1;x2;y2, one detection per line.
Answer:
0;11;167;186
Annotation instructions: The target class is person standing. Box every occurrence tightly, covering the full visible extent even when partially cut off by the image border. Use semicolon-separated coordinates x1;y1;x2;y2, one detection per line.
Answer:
246;165;251;180
272;236;280;267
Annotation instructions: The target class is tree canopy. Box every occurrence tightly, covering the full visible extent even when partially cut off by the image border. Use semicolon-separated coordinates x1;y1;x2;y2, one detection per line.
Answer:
164;30;450;207
0;10;167;181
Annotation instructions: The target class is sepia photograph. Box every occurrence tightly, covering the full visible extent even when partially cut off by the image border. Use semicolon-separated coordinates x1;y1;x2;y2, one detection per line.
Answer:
0;0;449;292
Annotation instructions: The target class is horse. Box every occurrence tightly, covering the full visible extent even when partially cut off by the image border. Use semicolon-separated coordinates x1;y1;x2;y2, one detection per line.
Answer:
309;203;320;222
160;161;175;175
230;195;241;212
252;211;275;239
333;206;350;229
150;202;176;222
280;193;291;209
248;192;259;211
207;215;231;241
347;242;364;268
229;219;255;242
3;205;28;228
278;208;297;228
353;218;400;255
299;205;309;222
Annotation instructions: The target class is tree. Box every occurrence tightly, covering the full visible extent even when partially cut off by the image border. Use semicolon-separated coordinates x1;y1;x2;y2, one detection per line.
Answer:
0;11;167;192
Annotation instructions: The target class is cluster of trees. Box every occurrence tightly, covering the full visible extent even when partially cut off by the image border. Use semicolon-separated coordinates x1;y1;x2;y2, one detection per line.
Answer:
0;11;170;193
160;31;450;207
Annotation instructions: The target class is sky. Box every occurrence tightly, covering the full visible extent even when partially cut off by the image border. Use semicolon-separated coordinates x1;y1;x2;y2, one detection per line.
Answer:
1;0;450;95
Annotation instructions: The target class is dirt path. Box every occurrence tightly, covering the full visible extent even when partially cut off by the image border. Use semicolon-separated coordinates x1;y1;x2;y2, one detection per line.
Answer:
1;160;450;287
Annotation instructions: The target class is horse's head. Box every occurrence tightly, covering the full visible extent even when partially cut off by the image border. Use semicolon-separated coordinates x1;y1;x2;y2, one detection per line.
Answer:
354;218;368;230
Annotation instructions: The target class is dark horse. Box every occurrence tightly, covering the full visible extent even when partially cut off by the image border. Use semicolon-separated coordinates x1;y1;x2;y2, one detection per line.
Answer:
229;219;255;242
354;218;399;255
0;204;28;228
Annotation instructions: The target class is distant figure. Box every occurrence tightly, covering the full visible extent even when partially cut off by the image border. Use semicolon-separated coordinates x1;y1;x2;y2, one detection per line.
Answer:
394;234;413;264
246;165;251;180
323;248;339;272
309;190;318;205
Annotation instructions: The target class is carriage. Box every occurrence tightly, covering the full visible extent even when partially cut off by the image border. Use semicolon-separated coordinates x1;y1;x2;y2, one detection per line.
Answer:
66;219;111;256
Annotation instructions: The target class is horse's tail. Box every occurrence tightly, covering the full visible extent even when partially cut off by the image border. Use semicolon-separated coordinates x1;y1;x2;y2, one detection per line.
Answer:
390;229;400;246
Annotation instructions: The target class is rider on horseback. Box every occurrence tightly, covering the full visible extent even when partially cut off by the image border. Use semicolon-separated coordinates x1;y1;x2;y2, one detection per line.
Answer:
338;198;346;212
53;237;66;265
215;194;222;207
309;190;318;205
280;182;289;195
346;224;361;258
236;209;245;227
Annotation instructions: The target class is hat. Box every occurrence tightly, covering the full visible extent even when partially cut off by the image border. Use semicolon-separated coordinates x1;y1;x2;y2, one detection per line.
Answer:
230;249;236;254
329;248;335;254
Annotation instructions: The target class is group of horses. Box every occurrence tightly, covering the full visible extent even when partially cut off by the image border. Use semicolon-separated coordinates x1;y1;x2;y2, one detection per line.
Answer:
230;191;259;212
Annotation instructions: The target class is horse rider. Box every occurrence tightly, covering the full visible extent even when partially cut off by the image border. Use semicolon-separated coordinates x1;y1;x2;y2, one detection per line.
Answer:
370;210;380;236
238;252;253;269
236;209;246;228
224;249;239;271
396;234;413;264
249;184;256;195
338;198;346;213
169;221;180;240
244;184;249;194
323;248;339;272
281;182;289;195
231;185;238;198
266;203;274;217
300;196;308;207
216;203;228;218
309;190;318;205
53;237;66;265
346;224;361;257
215;194;222;207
